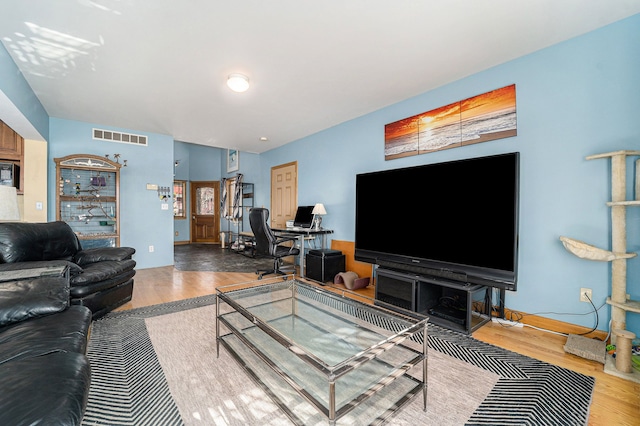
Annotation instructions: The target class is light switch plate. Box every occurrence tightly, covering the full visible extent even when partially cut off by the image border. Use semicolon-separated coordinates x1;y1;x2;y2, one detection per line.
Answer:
146;183;158;190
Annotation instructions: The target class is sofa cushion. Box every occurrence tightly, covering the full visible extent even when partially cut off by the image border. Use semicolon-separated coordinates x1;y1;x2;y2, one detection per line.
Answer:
72;278;134;319
70;259;136;286
0;305;92;364
0;351;91;426
70;269;136;298
0;276;69;327
74;246;136;266
0;221;80;263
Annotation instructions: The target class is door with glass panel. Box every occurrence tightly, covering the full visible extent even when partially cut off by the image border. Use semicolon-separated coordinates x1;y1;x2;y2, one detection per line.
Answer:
190;181;220;243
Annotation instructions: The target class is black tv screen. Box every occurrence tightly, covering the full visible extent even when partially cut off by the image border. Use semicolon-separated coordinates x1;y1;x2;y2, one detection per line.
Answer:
355;152;519;290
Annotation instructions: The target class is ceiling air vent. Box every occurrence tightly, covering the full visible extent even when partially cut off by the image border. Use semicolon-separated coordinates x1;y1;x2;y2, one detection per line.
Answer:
93;128;148;146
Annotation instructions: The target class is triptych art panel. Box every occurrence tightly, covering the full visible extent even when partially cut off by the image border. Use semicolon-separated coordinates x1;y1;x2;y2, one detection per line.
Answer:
384;84;517;160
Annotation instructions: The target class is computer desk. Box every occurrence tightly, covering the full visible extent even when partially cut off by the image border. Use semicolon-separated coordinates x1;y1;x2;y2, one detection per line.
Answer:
272;227;334;278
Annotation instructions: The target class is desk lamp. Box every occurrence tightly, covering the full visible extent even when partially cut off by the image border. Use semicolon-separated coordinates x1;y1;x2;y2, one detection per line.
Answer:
312;203;326;230
0;186;20;221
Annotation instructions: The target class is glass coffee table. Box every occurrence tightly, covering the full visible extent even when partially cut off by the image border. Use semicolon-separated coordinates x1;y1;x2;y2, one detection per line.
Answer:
216;277;428;425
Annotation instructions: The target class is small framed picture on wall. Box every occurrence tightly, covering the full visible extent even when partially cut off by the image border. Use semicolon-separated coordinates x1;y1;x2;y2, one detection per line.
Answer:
227;149;239;172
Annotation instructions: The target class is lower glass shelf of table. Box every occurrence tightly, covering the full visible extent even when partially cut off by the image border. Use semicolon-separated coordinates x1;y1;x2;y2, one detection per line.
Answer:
216;277;428;425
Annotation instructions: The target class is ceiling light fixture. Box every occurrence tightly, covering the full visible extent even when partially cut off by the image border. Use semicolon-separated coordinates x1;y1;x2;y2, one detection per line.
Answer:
227;73;249;93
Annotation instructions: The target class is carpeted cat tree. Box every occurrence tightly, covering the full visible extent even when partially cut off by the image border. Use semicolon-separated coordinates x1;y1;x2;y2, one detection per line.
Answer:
560;150;639;383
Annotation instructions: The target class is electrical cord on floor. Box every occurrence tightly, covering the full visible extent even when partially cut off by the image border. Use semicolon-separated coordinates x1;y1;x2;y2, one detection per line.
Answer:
489;288;604;338
605;319;612;343
523;294;604;338
490;288;524;323
522;324;568;336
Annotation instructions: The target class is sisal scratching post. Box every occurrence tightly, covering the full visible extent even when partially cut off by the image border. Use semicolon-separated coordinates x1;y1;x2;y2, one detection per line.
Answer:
613;329;636;373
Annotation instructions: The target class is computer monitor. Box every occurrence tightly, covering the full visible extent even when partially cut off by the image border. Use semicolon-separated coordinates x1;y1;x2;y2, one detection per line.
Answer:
293;205;314;228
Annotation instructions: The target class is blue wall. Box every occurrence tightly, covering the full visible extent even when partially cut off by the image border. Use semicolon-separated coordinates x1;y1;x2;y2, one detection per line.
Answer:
219;149;262;238
172;142;262;242
48;118;175;269
260;15;640;333
173;141;191;243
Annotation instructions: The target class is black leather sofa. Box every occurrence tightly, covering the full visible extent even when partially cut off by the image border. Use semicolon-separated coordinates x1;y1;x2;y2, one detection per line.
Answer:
0;221;136;318
0;273;92;425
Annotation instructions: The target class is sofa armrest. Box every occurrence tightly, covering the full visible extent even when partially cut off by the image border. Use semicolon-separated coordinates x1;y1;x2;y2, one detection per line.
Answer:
0;260;83;279
74;247;136;266
0;276;70;326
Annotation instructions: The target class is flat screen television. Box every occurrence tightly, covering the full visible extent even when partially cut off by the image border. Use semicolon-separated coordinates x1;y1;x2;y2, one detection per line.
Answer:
355;152;520;291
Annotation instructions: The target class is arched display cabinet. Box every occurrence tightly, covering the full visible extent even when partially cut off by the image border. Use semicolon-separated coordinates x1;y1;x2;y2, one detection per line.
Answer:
54;154;121;248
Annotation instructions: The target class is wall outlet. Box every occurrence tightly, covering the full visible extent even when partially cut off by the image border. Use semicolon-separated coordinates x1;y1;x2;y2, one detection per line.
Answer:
580;288;592;302
175;231;179;236
149;245;154;253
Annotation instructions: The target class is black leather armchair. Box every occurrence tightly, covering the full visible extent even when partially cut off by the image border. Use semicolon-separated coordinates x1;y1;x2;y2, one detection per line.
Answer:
249;208;300;279
0;221;136;318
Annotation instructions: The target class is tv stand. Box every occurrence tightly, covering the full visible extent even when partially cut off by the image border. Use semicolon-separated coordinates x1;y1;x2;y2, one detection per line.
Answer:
375;267;491;334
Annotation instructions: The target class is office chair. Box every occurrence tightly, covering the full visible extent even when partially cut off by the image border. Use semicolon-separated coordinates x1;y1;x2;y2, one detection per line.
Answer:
249;207;300;279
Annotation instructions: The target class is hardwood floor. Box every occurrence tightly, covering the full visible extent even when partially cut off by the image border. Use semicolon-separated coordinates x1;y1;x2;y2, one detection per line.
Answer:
116;266;640;425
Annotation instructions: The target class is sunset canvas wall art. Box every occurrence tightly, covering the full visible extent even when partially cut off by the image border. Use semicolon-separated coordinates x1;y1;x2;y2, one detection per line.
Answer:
460;85;517;146
384;84;517;160
417;101;462;154
384;115;420;158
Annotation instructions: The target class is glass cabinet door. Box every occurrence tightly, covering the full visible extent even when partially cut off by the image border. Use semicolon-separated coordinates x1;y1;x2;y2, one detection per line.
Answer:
55;154;121;247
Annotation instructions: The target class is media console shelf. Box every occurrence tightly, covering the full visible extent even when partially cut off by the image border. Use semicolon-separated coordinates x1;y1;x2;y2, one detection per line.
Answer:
375;268;490;334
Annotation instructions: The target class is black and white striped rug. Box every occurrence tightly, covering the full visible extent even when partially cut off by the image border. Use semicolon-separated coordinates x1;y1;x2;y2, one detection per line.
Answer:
82;294;594;425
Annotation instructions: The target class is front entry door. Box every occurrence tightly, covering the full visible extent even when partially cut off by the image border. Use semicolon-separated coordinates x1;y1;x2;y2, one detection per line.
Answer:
191;181;220;243
270;162;297;228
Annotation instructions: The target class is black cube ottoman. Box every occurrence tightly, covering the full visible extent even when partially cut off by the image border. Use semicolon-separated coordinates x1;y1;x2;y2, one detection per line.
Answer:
305;249;346;283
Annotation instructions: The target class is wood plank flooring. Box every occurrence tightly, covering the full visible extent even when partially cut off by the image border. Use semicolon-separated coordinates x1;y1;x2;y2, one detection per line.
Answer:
116;266;640;425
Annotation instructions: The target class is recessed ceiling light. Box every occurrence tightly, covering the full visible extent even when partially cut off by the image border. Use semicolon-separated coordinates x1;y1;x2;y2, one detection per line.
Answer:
259;136;268;141
227;73;249;93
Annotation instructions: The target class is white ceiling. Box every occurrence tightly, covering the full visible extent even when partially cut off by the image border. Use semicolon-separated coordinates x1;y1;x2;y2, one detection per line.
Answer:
1;1;639;153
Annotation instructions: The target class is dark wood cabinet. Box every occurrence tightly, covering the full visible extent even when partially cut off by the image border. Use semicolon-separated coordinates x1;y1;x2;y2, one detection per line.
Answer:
0;120;24;192
0;121;23;157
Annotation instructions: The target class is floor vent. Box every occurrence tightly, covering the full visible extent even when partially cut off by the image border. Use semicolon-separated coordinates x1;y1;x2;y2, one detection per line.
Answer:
93;128;148;146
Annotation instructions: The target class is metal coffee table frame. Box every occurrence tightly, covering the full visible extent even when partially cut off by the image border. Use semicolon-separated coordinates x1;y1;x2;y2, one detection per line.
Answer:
216;276;428;425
